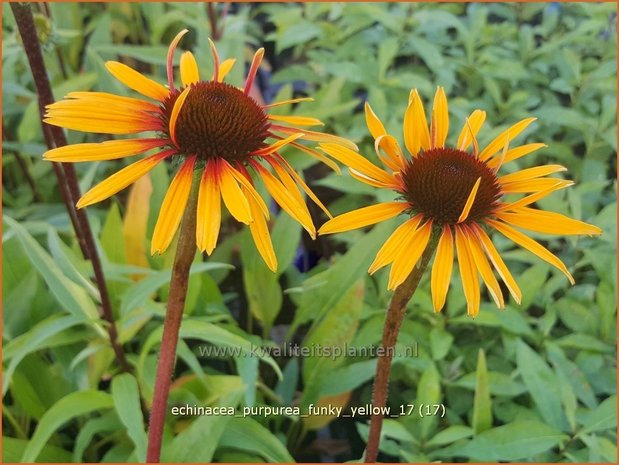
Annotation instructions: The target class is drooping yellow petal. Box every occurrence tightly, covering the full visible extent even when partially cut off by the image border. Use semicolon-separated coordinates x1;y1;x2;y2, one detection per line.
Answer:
455;225;480;316
457;109;486;151
58;91;161;113
465;225;504;309
487;143;548;168
486;219;575;284
272;154;332;218
227;162;270;219
478;117;537;161
403;89;430;157
244;48;265;94
263;97;314;109
251;133;305;156
245;188;277;272
265;157;305;206
501;177;574;194
289;141;341;174
272;124;358;151
123;175;152;277
470;224;522;304
180;51;200;86
166;29;189;89
364;102;387;139
319;201;409;236
218;58;236;81
457;177;481;223
252;161;316;238
349;169;400;190
375;135;406;172
219;159;253;224
319;143;397;186
196;161;221;255
499;165;566;185
368;214;423;275
268;114;323;127
43;116;160;135
431;225;454;312
105;61;169;101
431;87;449;148
169;86;191;145
151;155;197;254
388;219;433;291
496;181;571;212
77;150;173;208
43;139;166;162
496;208;602;236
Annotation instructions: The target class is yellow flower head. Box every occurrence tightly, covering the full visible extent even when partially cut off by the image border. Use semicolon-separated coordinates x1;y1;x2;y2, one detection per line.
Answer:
43;30;354;271
319;88;602;316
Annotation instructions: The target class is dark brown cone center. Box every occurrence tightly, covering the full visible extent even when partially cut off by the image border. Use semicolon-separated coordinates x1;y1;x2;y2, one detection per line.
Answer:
400;147;501;225
162;81;270;160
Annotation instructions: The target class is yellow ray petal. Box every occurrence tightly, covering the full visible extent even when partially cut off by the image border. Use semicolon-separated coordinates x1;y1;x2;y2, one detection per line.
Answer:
431;225;454;312
77;150;173;208
496;181;571;212
457;109;486;151
196;161;221;255
319;143;397;186
105;61;168;101
403;89;430;157
272;124;358;151
227;161;270;219
479;117;537;161
59;91;161;113
364;102;387;139
368;214;423;275
246;189;277;272
349;169;400;190
470;223;522;304
207;38;220;83
499;164;566;185
272;154;332;218
252;161;316;238
501;177;574;194
457;177;481;223
431;87;449;148
151;155;197;254
455;225;480;316
180;51;199;86
263;97;314;109
289;141;341;174
465;225;504;309
169;86;191;145
43;116;160;135
218;58;236;82
319;202;409;235
265;157;305;207
375;134;406;172
496;208;602;236
251;133;305;156
487;143;548;168
268;114;323;127
167;29;189;89
43;139;167;162
388;219;433;291
219;159;253;224
486;219;575;284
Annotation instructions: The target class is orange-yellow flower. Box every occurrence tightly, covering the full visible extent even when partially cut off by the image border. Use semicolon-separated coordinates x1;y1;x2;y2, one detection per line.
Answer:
43;30;354;271
319;88;602;316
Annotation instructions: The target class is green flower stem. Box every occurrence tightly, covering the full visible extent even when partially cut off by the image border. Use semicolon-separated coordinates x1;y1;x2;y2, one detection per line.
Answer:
10;2;132;375
364;232;439;463
146;173;200;463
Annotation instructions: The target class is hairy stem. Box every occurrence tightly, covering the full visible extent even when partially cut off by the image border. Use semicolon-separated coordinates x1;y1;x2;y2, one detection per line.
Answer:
364;233;439;463
146;175;199;463
11;2;132;374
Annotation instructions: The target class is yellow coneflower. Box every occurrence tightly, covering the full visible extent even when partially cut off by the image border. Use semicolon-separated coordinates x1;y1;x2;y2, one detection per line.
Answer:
318;88;602;316
43;29;352;271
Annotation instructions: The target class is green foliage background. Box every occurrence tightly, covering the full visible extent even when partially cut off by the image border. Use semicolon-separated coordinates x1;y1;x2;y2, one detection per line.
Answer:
2;2;617;463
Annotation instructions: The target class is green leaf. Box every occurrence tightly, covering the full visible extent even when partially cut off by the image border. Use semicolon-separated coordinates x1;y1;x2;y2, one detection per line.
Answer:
111;374;147;461
378;37;398;80
429;327;454;360
472;349;492;433
417;363;441;439
578;395;616;436
3;436;71;463
4;216;99;321
21;390;114;462
426;425;473;447
218;417;295;462
450;421;568;461
73;411;121;462
516;340;567;431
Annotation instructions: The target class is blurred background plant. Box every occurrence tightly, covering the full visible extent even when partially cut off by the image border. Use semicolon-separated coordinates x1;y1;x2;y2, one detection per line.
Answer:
2;2;616;463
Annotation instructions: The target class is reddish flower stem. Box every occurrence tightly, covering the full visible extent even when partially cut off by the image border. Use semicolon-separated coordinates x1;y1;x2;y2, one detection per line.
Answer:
365;234;439;463
146;175;199;463
11;2;131;374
